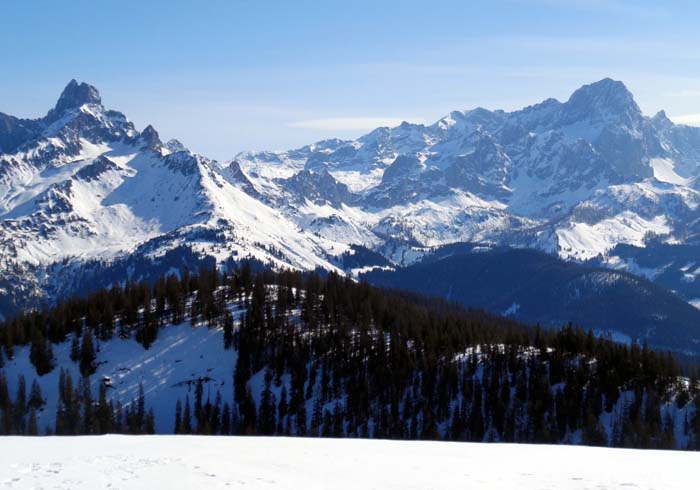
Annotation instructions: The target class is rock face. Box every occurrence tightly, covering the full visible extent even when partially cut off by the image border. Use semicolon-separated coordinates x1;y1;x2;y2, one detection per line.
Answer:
4;77;700;316
47;79;102;121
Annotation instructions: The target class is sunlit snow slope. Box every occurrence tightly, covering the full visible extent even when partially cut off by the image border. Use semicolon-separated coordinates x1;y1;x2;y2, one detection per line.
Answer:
0;436;696;490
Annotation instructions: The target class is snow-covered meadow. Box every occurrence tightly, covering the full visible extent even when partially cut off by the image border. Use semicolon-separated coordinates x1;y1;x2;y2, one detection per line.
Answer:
0;436;697;489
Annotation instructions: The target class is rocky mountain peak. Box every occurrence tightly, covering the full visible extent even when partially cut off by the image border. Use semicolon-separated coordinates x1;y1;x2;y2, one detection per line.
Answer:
165;139;186;153
49;80;102;119
140;124;162;151
562;78;641;126
651;110;674;131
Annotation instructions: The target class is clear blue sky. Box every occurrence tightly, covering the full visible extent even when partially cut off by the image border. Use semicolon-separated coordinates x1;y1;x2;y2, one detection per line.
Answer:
3;0;700;160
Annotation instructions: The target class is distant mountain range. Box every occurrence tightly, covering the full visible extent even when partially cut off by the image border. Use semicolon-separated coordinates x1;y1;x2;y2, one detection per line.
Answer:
4;78;700;342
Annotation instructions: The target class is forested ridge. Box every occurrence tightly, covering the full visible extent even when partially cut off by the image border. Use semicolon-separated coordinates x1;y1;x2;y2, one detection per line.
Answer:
1;265;699;449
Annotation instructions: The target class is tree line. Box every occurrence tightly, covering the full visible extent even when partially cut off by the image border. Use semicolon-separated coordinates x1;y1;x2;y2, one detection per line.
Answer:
0;264;698;448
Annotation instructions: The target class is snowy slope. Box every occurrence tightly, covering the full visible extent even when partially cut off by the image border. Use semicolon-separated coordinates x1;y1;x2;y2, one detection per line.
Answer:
0;436;697;490
0;293;264;434
2;323;238;434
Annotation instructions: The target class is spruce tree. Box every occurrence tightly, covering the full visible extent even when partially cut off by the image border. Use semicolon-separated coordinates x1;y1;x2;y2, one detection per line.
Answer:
13;375;26;434
79;330;96;376
137;382;145;430
146;408;155;434
174;399;182;434
96;383;112;433
27;409;38;436
223;310;234;349
258;370;277;435
182;396;192;434
221;402;231;435
28;380;43;410
69;334;81;363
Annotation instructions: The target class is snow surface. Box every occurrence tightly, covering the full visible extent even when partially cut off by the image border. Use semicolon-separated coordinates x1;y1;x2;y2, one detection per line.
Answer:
1;314;242;433
0;436;697;489
556;212;670;260
650;158;691;186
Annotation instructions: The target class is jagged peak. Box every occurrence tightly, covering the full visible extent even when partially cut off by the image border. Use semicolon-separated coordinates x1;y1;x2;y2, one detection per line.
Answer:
518;97;562;115
227;158;244;173
359;125;391;142
49;79;102;118
140;124;162;151
433;107;505;134
563;78;641;124
165;139;186;153
467;106;496;117
652;110;671;123
568;78;632;100
395;120;426;131
650;110;674;131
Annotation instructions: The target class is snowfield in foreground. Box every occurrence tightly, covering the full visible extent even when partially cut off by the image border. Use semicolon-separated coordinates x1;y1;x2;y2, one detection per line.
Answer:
0;436;697;489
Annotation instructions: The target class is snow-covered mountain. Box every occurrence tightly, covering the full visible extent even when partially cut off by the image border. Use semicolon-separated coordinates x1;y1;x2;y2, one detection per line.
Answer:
0;81;348;316
233;78;700;282
4;78;700;315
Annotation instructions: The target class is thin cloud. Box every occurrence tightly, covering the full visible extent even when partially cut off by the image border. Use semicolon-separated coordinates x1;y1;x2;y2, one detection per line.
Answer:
664;90;700;98
288;117;425;131
520;0;668;18
670;114;700;126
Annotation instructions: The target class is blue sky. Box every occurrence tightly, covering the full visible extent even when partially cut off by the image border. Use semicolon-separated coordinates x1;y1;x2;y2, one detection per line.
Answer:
3;0;700;159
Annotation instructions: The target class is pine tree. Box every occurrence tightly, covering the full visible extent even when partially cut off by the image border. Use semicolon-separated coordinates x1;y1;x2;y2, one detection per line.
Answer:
96;383;112;434
29;329;53;375
182;396;192;434
137;382;145;430
310;397;323;437
114;401;124;433
79;330;96;377
70;334;80;363
194;380;203;430
13;375;26;434
174;399;182;434
27;409;38;436
80;376;94;434
277;386;288;434
234;342;251;408
223;310;234;349
242;387;257;435
221;402;231;435
28;380;43;410
146;408;155;434
258;370;277;435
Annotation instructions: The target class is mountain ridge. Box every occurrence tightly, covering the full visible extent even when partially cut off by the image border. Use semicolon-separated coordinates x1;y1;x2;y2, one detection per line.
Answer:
363;243;700;353
3;78;700;320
